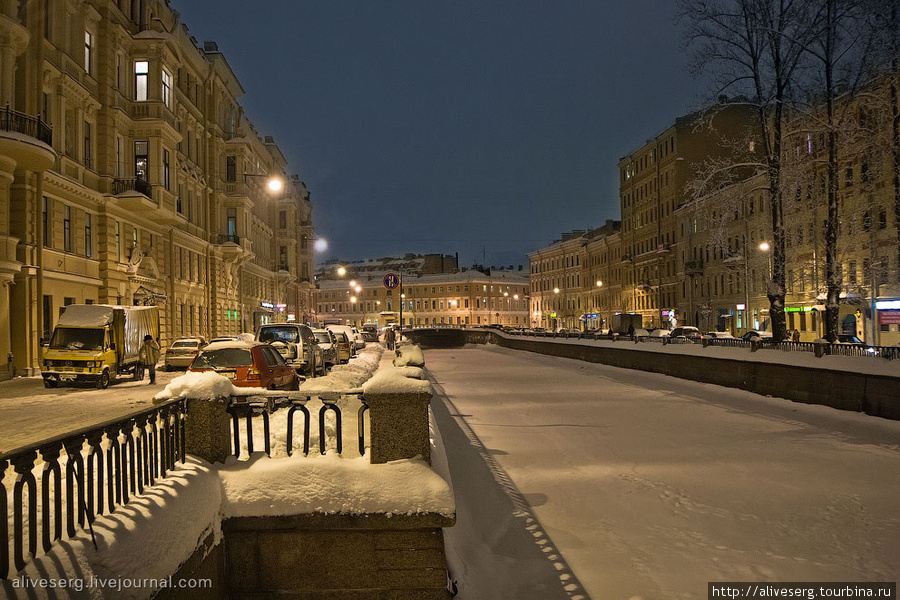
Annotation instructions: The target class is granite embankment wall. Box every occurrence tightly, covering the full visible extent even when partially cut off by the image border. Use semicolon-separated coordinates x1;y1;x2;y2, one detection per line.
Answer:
406;329;900;421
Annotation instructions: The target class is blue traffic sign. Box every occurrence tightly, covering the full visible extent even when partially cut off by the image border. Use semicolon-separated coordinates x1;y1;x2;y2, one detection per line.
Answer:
383;272;400;289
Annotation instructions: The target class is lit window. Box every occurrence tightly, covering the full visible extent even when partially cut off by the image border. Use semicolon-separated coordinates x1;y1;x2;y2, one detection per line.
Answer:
135;61;149;101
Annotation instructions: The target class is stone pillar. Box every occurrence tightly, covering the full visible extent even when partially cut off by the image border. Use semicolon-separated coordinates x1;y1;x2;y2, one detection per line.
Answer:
183;397;232;464
363;368;433;465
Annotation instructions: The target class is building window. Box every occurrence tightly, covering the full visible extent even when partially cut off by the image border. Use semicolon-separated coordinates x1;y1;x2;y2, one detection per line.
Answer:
226;156;236;182
161;69;172;108
63;205;72;252
115;220;121;262
42;196;50;248
163;149;170;190
279;211;287;229
83;121;92;169
134;141;148;180
227;208;238;241
135;60;149;101
84;31;92;74
85;213;92;258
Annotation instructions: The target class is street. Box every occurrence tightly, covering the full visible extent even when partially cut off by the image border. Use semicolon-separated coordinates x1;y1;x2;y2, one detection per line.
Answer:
0;368;181;453
427;345;900;600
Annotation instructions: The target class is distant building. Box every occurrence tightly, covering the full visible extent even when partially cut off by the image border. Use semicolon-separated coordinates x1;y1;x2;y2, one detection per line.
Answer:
314;256;529;328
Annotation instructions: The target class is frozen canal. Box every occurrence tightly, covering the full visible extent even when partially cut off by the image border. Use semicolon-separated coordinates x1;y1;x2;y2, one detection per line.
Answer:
426;345;900;600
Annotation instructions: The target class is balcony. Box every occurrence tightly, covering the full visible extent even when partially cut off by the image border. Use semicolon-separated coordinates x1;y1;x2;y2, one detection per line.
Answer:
621;254;633;264
0;105;56;172
217;234;241;245
128;101;178;131
113;177;153;197
656;243;671;254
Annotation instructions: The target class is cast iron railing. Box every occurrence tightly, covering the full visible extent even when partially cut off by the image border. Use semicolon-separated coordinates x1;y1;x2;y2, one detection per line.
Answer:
227;392;368;459
1;399;187;579
112;177;153;198
0;104;52;145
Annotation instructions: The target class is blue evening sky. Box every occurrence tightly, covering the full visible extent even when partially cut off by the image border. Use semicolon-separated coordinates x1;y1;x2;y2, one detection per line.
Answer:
173;1;705;268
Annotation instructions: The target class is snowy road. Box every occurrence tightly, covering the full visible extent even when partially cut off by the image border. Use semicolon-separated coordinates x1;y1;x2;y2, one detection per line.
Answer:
0;369;183;453
426;345;900;600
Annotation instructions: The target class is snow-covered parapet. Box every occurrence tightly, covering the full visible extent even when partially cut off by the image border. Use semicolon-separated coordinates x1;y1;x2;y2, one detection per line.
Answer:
362;363;434;465
393;342;425;367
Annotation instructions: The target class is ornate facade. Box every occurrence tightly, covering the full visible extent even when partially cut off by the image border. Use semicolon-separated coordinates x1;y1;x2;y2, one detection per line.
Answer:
0;0;315;379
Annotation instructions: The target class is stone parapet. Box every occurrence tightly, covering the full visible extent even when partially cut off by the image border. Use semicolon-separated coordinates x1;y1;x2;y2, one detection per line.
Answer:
363;366;434;465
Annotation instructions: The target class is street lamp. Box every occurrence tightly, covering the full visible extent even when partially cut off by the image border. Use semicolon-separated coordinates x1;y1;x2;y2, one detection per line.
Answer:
244;173;283;193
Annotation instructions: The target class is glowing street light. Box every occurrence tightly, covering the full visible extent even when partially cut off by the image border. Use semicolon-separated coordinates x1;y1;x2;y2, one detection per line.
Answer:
596;280;603;287
337;267;347;277
759;242;770;252
314;238;327;253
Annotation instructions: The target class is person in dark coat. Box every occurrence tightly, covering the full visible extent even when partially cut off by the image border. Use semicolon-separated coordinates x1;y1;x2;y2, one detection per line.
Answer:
627;323;635;341
139;334;161;384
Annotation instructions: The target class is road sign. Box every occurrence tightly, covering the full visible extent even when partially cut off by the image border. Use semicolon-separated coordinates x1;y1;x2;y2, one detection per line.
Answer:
383;272;400;290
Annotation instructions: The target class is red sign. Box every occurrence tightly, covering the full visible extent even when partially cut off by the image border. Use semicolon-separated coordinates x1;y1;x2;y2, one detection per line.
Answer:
383;273;400;290
879;310;900;324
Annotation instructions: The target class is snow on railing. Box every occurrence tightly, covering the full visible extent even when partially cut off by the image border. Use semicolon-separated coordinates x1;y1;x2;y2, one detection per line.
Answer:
224;391;368;459
0;399;187;579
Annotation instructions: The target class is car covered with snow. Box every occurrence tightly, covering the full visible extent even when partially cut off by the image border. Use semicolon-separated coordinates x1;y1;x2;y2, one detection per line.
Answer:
256;323;323;376
188;340;299;390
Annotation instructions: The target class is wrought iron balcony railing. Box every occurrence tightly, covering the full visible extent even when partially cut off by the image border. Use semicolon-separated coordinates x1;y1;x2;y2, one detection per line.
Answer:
1;104;53;146
113;177;153;198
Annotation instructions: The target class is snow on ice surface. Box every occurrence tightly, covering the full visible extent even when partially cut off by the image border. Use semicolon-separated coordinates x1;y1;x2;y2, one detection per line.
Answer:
219;453;454;518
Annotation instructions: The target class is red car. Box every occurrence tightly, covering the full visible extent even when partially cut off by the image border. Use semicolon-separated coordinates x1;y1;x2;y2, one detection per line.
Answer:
188;341;300;390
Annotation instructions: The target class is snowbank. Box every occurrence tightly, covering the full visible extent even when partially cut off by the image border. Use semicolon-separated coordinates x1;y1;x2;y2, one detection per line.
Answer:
363;366;432;395
219;453;454;518
152;370;236;401
1;457;221;600
393;343;425;367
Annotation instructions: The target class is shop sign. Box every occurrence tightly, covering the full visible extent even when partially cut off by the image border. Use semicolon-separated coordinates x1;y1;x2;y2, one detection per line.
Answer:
879;310;900;325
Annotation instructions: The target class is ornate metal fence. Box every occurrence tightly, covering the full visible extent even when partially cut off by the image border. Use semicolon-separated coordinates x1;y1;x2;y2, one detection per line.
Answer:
226;392;369;459
1;399;187;579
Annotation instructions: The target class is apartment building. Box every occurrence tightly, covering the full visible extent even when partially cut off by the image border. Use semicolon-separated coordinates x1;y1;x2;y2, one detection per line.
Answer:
618;102;759;329
528;221;622;331
0;0;315;379
530;92;900;344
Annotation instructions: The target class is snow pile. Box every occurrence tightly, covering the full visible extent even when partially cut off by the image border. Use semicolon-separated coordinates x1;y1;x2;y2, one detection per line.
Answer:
393;343;425;367
153;371;236;401
2;458;221;600
219;453;454;518
363;366;433;395
299;344;382;394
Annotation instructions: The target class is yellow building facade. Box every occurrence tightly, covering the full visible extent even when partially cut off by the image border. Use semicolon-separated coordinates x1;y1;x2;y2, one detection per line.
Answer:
0;0;315;379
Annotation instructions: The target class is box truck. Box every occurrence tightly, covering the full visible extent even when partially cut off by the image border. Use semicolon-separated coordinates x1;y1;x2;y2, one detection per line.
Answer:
41;305;160;389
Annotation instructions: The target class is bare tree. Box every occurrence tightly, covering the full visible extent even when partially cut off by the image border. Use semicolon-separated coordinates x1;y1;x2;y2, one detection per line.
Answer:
679;0;818;340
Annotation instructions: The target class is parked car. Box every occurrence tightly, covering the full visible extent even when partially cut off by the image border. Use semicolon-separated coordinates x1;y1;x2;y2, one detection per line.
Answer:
164;337;207;371
669;326;702;341
209;336;238;344
312;328;339;367
703;331;735;339
331;330;353;364
256;323;322;376
836;334;866;345
649;328;671;338
741;330;773;341
350;327;366;351
188;341;299;390
326;325;359;357
361;329;379;342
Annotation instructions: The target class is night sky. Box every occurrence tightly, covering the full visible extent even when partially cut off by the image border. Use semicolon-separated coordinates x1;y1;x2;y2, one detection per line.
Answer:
173;1;704;267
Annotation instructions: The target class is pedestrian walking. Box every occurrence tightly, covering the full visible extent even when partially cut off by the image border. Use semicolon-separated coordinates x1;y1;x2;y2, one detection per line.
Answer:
139;334;161;384
791;329;800;343
384;327;396;351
